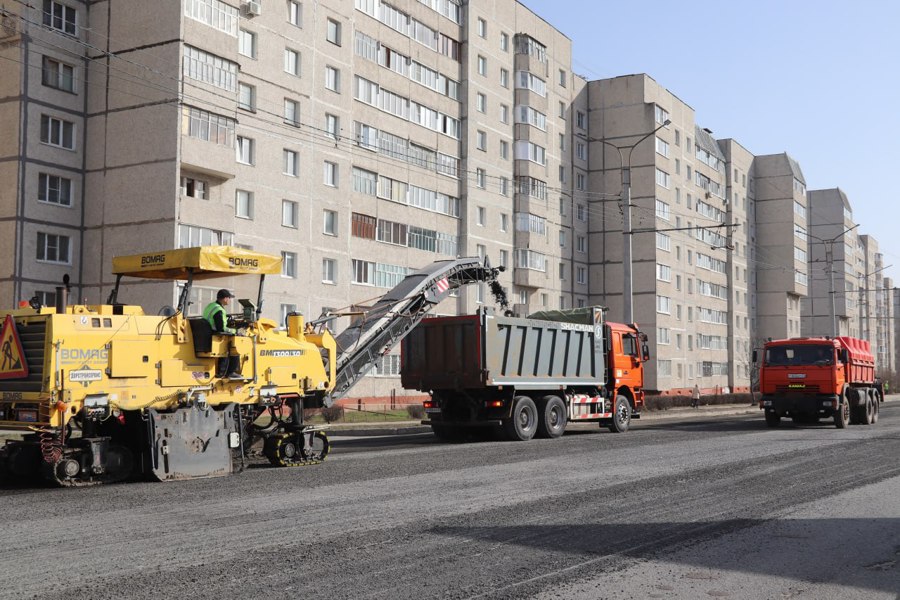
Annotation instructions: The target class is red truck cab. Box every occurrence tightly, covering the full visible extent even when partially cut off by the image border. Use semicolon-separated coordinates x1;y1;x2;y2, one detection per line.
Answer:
607;321;647;414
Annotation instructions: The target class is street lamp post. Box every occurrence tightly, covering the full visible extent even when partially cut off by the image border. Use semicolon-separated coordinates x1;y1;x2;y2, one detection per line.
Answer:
595;119;670;324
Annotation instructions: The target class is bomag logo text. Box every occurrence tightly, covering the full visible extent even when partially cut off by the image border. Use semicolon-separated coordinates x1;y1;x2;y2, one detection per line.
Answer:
229;257;259;269
141;254;166;266
60;348;109;363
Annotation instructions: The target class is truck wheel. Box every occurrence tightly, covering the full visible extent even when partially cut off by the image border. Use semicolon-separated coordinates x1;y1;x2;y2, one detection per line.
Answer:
765;410;781;428
608;395;631;433
872;395;880;423
834;401;850;429
865;393;875;425
503;396;538;441
536;396;567;439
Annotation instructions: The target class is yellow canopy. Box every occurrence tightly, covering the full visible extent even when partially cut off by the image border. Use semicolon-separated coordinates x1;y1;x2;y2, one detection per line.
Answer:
112;246;282;280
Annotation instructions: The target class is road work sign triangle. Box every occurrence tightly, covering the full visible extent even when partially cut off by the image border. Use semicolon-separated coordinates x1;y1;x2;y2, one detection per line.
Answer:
0;314;28;379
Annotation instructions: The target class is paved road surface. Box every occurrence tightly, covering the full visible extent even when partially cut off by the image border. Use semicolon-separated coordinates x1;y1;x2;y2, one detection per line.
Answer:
1;405;898;599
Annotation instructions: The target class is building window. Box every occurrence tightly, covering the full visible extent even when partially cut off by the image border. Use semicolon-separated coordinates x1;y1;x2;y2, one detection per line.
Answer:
281;252;297;278
178;224;233;248
324;161;338;186
476;168;486;188
235;190;254;219
559;69;566;87
476;93;486;113
184;107;234;146
476;130;486;151
499;250;508;268
185;0;238;35
476;206;485;226
577;235;586;253
38;173;72;206
655;136;669;157
323;210;337;235
41;56;75;92
183;45;237;92
326;18;341;45
238;83;255;111
477;17;487;38
325;113;340;139
283;98;300;126
321;258;337;284
235;136;254;164
288;0;302;26
655;104;669;125
500;104;509;124
283;149;298;176
500;68;509;88
352;259;375;285
499;177;509;196
352;212;376;239
576;204;586;222
656;295;671;314
284;49;300;75
352;167;377;195
576;172;585;190
477;55;486;76
40;115;75;150
325;65;340;92
282;200;298;228
575;110;586;129
655;168;670;188
36;232;70;264
180;175;207;200
43;0;76;35
238;29;257;58
576;267;586;284
500;32;509;51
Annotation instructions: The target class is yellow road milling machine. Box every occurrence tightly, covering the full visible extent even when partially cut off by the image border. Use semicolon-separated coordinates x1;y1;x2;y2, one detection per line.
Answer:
0;246;503;486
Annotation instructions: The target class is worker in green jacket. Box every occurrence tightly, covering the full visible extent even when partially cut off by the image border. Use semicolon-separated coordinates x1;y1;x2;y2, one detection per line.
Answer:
203;289;243;379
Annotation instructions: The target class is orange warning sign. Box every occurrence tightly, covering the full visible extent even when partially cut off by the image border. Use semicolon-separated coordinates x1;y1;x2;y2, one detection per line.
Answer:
0;314;28;379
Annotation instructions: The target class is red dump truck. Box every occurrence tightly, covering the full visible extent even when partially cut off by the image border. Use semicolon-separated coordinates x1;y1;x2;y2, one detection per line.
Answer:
756;336;881;428
401;306;648;441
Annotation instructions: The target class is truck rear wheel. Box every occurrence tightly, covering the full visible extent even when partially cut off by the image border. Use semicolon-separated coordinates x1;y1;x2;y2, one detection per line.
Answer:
503;396;538;441
536;396;567;439
865;392;875;425
608;395;631;433
872;395;880;423
834;401;850;429
765;410;781;428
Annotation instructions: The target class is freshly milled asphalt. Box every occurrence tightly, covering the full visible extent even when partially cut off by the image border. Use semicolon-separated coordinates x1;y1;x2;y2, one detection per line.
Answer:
1;403;898;600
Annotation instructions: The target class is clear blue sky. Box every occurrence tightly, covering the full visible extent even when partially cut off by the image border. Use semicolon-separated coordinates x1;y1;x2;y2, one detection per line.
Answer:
520;0;900;282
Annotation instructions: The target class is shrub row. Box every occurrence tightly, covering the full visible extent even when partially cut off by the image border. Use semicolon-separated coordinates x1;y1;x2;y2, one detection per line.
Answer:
644;392;755;412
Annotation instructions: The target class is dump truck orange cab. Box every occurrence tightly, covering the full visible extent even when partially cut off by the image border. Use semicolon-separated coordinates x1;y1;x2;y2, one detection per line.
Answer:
757;336;880;429
607;320;647;413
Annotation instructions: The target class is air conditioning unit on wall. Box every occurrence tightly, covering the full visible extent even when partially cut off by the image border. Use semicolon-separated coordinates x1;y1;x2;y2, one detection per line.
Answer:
242;1;261;17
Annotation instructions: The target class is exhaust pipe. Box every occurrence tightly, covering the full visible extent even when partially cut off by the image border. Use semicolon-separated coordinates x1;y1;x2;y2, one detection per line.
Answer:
55;286;68;314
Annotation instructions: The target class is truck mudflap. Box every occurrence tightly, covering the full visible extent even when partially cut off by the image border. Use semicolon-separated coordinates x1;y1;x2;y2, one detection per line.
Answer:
147;404;240;481
761;395;840;415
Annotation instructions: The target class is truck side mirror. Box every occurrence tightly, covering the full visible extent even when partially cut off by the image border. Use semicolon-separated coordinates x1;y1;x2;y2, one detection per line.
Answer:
641;343;650;362
752;350;757;364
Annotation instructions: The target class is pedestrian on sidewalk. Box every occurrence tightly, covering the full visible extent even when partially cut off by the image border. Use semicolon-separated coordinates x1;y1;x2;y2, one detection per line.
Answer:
691;384;701;409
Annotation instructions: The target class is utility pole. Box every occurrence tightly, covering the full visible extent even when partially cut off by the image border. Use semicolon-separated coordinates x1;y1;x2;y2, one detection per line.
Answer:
807;224;859;338
594;118;670;324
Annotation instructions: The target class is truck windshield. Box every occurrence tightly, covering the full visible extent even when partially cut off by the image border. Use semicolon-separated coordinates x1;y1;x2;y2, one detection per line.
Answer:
765;345;833;366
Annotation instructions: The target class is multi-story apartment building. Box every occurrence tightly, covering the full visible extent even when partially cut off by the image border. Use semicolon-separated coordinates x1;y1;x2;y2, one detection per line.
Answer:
2;0;893;395
803;188;859;338
0;0;587;399
586;74;733;392
876;273;894;377
753;153;808;342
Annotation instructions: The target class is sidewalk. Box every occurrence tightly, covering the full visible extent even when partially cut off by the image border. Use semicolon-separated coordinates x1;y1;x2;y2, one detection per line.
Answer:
326;402;761;437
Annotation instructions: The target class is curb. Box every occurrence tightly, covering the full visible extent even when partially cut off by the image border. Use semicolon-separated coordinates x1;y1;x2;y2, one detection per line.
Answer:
326;404;761;437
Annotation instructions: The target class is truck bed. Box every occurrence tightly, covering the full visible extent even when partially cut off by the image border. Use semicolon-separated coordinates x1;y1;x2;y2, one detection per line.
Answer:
401;309;605;391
